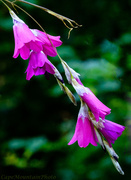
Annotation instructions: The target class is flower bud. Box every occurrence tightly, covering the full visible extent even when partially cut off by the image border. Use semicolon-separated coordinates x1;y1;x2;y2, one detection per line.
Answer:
103;140;124;175
61;60;80;84
64;86;77;106
111;157;124;175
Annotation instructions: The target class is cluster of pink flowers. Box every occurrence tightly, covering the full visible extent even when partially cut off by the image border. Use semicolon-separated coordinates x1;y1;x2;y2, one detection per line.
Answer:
10;10;62;80
62;61;125;174
61;62;125;149
10;10;125;174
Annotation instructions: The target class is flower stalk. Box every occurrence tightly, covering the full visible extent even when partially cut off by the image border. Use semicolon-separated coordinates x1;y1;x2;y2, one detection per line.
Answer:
1;0;125;175
103;140;124;175
4;0;82;38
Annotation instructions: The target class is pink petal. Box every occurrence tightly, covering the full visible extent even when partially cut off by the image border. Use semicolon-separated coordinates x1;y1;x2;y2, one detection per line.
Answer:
44;62;55;74
47;34;62;47
75;78;83;85
31;29;62;56
100;119;125;147
13;22;35;49
33;30;62;47
43;46;57;57
19;44;30;60
29;51;38;68
25;51;55;79
37;52;48;67
25;63;34;80
13;22;42;59
29;40;43;52
30;51;49;68
34;67;46;76
82;90;111;122
13;48;20;59
68;116;98;148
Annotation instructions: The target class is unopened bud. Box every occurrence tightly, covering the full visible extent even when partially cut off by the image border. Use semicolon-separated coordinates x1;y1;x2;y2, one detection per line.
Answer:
103;140;124;175
111;157;124;175
64;86;77;106
61;60;80;84
56;78;65;92
61;60;72;84
103;140;119;160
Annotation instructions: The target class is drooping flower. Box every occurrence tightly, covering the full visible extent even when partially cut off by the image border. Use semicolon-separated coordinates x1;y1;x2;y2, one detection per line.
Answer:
90;112;125;147
10;10;43;60
103;140;124;175
98;119;125;147
61;61;111;121
68;102;98;147
68;101;125;148
10;10;62;60
25;51;55;80
72;78;111;122
31;29;62;57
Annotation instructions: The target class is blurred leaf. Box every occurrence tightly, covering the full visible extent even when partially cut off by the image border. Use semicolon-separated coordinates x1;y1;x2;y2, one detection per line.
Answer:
0;18;13;30
100;40;121;64
97;80;121;92
126;55;131;70
118;33;131;45
68;58;122;83
8;136;48;152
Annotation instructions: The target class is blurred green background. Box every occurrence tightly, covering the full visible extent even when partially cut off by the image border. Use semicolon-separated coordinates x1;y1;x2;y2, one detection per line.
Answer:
0;0;131;179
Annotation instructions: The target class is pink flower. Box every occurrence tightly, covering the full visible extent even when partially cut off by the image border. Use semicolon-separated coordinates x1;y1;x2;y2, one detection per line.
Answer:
100;119;125;147
68;102;125;148
10;12;43;60
31;29;62;57
68;103;98;147
72;79;111;122
61;61;111;122
25;51;55;80
10;10;62;60
81;88;111;122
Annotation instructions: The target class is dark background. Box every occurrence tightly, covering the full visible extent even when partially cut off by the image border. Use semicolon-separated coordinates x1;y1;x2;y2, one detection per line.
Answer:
0;0;131;179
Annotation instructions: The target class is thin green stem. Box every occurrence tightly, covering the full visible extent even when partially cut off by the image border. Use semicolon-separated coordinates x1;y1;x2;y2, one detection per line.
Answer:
14;0;82;38
16;0;81;25
0;0;11;10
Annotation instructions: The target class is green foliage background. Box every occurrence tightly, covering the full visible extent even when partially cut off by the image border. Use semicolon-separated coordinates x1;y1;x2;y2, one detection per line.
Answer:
0;0;131;179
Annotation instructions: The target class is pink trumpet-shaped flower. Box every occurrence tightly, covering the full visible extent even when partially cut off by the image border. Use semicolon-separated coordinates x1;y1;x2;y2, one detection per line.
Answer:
68;102;125;148
25;51;55;80
10;10;43;60
72;79;111;122
100;119;125;147
81;88;111;122
31;29;62;57
68;103;98;147
61;61;111;122
10;10;62;60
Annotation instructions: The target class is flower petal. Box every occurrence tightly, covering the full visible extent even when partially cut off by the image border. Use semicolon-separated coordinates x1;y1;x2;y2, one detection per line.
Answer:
32;29;62;57
32;29;62;47
13;22;35;49
43;46;57;57
100;119;125;147
68;110;98;148
82;89;111;122
25;51;55;79
25;63;34;80
19;44;30;60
